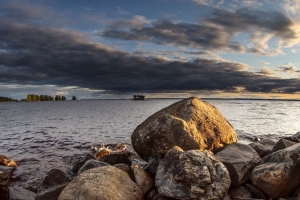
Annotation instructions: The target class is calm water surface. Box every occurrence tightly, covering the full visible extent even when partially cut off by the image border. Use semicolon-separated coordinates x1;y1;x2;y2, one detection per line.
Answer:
1;99;300;189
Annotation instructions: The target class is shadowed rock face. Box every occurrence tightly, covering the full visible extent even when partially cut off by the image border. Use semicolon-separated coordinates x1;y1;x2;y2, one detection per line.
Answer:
131;97;237;161
251;143;300;199
216;143;261;187
155;146;230;200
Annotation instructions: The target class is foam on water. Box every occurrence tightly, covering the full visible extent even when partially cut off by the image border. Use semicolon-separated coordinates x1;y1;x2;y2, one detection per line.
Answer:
0;99;299;189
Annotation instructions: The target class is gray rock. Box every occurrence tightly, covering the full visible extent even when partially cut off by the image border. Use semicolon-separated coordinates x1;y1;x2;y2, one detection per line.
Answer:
272;138;296;153
244;184;266;200
216;143;261;186
221;193;231;200
144;155;162;175
39;169;72;192
155;146;230;200
36;184;67;200
133;165;154;195
229;186;253;199
145;189;175;200
0;166;14;200
71;153;97;173
250;143;300;199
131;97;237;161
77;160;109;174
58;166;143;200
9;186;37;200
114;163;135;181
249;138;276;157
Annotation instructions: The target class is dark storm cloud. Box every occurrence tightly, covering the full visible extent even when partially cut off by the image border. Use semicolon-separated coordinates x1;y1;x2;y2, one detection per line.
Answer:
1;21;300;94
102;8;298;54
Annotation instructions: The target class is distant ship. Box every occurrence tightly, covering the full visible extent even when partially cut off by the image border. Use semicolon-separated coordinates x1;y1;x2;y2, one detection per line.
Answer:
133;95;146;100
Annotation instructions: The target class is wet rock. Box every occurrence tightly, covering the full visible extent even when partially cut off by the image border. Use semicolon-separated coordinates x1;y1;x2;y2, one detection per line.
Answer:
272;138;296;153
9;186;36;200
145;189;175;200
114;163;135;181
133;165;154;195
131;97;237;161
0;166;14;200
229;186;253;199
71;153;97;173
36;184;68;200
155;146;230;200
39;169;72;192
249;138;276;157
77;160;109;174
216;143;261;186
250;143;300;199
244;184;267;199
99;151;131;166
59;166;143;200
0;155;17;167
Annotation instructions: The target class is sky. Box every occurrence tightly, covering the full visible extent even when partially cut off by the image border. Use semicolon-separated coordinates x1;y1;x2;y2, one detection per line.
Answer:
1;0;300;100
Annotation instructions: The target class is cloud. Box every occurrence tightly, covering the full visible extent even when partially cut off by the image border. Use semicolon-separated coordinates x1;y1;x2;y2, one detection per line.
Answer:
2;21;300;95
257;67;277;76
116;6;130;15
259;60;269;65
102;8;300;55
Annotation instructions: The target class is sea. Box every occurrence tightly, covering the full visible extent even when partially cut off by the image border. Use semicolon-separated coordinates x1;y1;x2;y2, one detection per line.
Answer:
1;98;300;190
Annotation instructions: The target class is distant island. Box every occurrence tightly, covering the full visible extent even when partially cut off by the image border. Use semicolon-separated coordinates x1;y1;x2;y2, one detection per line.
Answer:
0;96;18;102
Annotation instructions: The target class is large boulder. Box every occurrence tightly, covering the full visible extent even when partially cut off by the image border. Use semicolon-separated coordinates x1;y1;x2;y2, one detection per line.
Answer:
155;146;230;200
251;143;300;199
216;143;261;186
58;166;143;200
131;97;237;161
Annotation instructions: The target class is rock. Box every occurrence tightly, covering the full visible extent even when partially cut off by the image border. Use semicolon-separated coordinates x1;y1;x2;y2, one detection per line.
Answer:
244;184;267;199
229;186;253;199
282;132;300;143
9;186;37;200
36;184;68;200
131;97;237;161
99;151;132;166
272;138;296;153
144;155;162;175
216;143;261;186
145;189;175;200
250;143;300;199
77;160;109;174
0;155;17;167
114;163;135;181
133;165;154;195
249;138;276;157
221;193;231;200
39;169;72;192
0;166;14;200
59;166;143;200
71;153;97;173
155;146;230;200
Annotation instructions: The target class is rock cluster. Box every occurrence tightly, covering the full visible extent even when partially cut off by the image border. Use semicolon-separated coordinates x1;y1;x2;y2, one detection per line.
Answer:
3;97;300;199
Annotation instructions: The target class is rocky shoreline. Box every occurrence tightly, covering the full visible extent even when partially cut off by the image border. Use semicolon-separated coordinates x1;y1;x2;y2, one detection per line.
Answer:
1;97;300;199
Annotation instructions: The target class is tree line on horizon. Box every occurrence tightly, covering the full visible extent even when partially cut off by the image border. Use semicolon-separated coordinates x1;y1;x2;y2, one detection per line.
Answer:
0;94;77;102
26;94;77;101
0;96;18;102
